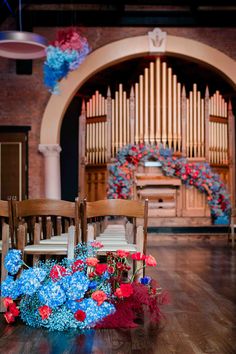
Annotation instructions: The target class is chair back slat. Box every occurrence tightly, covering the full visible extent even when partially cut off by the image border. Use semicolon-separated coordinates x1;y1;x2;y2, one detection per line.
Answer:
14;199;76;218
86;199;146;218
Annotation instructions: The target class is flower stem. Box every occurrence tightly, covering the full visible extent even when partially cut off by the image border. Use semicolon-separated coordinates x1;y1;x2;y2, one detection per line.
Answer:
130;265;146;283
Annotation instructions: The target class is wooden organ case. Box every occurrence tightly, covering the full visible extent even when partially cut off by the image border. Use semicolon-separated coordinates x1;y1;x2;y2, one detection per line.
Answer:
79;57;235;226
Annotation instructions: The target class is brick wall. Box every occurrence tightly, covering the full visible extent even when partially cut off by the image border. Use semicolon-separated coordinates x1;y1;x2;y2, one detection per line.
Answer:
0;27;235;198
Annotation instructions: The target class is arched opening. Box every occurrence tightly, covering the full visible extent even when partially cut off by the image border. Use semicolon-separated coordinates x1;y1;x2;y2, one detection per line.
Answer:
39;32;236;200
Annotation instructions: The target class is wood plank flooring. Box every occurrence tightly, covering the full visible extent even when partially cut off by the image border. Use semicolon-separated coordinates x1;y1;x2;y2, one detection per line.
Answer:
0;235;235;354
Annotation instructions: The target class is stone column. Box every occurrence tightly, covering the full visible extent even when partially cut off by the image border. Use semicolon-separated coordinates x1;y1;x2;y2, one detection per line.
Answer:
38;144;62;199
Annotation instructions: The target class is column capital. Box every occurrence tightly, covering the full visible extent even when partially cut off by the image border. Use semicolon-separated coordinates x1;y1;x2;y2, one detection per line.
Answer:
38;144;62;157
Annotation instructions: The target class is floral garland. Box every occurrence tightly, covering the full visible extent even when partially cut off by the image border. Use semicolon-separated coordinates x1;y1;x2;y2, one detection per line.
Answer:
107;144;231;221
1;245;167;331
43;28;90;94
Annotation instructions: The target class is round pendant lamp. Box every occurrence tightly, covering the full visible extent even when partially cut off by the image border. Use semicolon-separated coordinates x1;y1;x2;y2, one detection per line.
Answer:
0;31;48;59
0;0;48;59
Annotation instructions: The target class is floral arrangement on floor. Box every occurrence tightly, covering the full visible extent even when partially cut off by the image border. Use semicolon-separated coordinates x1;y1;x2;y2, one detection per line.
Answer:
1;245;167;331
107;143;231;222
44;28;90;94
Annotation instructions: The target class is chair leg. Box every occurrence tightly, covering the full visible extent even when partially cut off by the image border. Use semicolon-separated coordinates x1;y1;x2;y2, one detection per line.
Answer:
33;255;40;265
231;219;235;247
0;224;9;312
0;298;6;313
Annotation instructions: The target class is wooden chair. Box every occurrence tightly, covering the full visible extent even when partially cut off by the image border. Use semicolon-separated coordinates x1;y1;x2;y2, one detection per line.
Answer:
229;209;235;247
0;199;12;312
81;198;148;275
12;198;80;263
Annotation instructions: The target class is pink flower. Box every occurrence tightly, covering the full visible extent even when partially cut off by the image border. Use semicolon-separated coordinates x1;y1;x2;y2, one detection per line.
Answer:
91;290;107;306
116;250;130;258
3;297;13;309
38;305;52;320
86;257;99;267
91;241;103;249
74;309;86;322
145;255;157;267
114;288;123;298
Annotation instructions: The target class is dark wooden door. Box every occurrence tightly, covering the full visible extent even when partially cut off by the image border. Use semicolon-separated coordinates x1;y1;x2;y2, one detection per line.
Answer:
0;127;30;201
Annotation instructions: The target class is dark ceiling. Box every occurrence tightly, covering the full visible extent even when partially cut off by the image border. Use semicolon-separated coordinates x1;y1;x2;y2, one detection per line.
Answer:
1;1;236;29
1;1;235;111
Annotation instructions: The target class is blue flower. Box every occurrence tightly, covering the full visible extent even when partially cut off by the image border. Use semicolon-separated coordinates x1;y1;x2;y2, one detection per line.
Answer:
65;299;82;313
4;249;23;275
60;272;90;300
73;298;115;327
88;280;97;290
140;276;152;285
38;282;66;308
18;268;47;295
1;275;21;299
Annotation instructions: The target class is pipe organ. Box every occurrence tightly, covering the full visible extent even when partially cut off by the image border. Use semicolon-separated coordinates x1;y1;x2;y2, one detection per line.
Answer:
79;57;235;226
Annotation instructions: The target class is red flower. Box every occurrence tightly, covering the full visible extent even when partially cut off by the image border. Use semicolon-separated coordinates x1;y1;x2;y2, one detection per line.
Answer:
88;271;96;278
114;283;133;298
116;250;130;258
120;283;133;297
49;265;67;281
8;303;20;317
3;297;13;309
4;311;15;324
131;252;146;261
72;259;84;273
116;262;125;270
107;266;115;274
95;263;107;275
145;255;157;267
74;310;86;322
86;257;99;267
38;305;52;320
91;290;107;306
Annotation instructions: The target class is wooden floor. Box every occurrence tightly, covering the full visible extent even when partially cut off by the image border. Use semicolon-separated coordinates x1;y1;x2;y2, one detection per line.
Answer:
0;235;236;354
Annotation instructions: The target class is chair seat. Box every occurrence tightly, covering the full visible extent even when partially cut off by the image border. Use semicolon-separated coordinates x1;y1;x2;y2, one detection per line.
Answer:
39;233;68;245
24;244;68;254
97;243;138;254
97;240;128;245
97;235;126;240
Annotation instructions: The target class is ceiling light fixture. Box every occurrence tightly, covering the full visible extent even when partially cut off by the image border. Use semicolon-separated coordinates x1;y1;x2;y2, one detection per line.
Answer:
0;0;48;59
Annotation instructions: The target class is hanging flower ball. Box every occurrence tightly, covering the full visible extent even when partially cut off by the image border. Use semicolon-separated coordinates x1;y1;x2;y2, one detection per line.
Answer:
43;28;91;94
